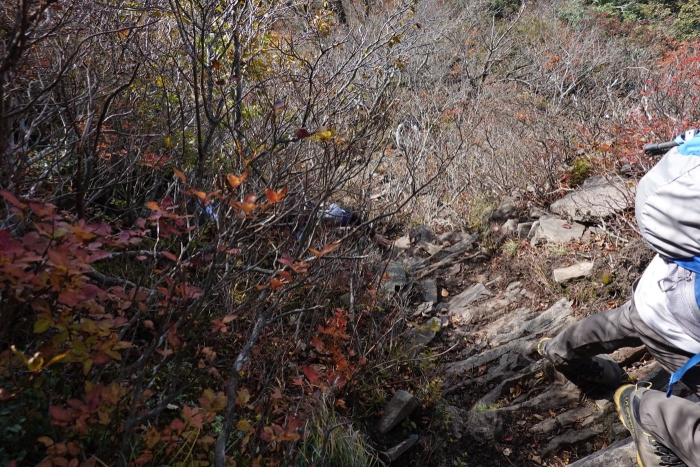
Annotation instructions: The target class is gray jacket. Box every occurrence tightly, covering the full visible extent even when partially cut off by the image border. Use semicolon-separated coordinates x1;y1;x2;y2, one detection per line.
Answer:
636;146;700;259
635;145;700;350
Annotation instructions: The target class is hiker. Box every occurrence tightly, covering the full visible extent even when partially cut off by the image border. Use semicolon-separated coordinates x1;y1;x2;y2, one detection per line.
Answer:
538;131;700;466
297;202;392;248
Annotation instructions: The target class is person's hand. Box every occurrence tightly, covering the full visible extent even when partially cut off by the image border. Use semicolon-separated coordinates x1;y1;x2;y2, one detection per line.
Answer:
372;233;393;248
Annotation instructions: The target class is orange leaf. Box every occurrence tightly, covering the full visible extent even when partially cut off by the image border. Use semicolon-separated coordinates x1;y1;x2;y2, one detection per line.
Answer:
309;248;320;257
173;167;187;183
192;191;206;201
229;201;257;213
226;172;248;191
270;278;283;289
146;201;160;211
319;242;341;257
265;186;288;204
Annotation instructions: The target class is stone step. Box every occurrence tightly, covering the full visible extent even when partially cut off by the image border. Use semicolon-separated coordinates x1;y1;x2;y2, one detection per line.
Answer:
567;438;637;466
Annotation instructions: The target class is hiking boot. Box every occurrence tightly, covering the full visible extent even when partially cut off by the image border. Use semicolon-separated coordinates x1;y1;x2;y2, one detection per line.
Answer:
614;384;687;466
537;337;551;357
537;337;624;388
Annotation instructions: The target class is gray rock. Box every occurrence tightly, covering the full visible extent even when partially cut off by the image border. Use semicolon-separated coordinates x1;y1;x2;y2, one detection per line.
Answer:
490;196;519;221
517;222;533;239
449;283;493;311
444;405;467;438
485;298;574;347
411;301;433;317
553;262;594;283
444;234;479;255
378;390;420;434
567;438;637;466
442;263;461;276
437;231;473;246
501;218;518;234
610;346;647;366
409;225;436;244
535;215;586;244
381;434;420;463
465;410;504;442
527;220;540;240
556;405;599;427
381;261;408;293
405;317;442;348
550;175;636;222
543;425;607;456
392;234;411;257
418;279;438;304
416;240;442;256
530;207;548;219
531;417;558;434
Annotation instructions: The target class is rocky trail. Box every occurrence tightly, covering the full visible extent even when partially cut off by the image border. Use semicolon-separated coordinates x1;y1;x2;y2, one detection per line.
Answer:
373;175;700;466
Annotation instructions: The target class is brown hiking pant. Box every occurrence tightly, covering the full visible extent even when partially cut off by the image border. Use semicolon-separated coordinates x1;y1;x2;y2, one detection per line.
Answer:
544;299;700;466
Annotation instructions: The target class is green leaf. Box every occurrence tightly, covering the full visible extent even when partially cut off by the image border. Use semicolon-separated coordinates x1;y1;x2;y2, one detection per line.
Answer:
34;318;51;333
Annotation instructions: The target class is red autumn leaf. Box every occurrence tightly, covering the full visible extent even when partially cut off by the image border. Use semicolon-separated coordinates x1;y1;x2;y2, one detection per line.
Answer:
170;418;186;434
302;365;322;385
269;278;284;289
277;253;294;268
49;406;73;422
276;270;292;282
92;353;112;365
310;335;324;350
0;190;24;208
296;128;310;138
160;251;178;262
86;250;112;263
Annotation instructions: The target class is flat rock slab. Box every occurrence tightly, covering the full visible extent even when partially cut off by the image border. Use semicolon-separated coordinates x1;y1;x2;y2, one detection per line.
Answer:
381;434;420;463
378;390;419;434
536;216;586;243
567;438;637;466
543;424;607;456
448;283;494;323
553;262;594;283
484;298;574;347
550;175;635;222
